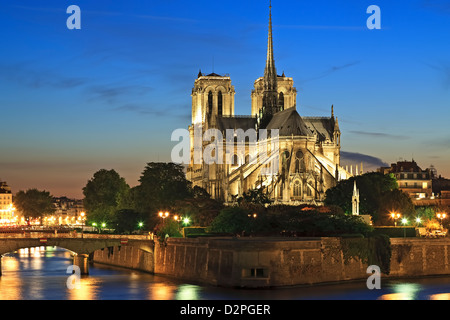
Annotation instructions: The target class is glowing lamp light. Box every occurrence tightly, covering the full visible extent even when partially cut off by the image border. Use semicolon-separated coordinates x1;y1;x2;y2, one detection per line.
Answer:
437;213;447;219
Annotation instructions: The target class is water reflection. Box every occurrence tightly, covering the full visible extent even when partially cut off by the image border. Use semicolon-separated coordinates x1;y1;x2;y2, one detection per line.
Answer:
67;277;98;300
2;247;450;300
429;293;450;300
149;283;177;300
378;283;422;300
175;284;201;300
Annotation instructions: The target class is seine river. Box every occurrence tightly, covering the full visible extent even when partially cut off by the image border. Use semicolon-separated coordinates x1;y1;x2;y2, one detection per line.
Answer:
1;246;450;300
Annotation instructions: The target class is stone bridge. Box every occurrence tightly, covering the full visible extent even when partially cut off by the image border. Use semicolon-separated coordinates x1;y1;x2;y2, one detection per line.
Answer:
0;233;154;275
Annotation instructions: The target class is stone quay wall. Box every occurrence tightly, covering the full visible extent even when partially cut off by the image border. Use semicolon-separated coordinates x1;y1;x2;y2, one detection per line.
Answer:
92;244;154;274
91;237;450;288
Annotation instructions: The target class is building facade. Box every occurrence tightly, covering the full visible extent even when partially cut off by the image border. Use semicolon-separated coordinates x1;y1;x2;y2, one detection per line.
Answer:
0;180;16;225
186;4;351;205
379;160;433;200
47;197;85;226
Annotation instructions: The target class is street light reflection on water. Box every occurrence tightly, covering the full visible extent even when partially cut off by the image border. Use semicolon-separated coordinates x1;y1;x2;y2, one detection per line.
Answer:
3;246;450;300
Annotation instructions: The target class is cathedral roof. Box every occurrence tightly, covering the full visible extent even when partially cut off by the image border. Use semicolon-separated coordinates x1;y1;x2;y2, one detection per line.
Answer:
266;107;313;136
303;117;335;142
216;116;257;132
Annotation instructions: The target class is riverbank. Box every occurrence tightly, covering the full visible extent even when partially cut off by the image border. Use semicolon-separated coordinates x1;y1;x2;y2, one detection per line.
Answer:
92;237;450;288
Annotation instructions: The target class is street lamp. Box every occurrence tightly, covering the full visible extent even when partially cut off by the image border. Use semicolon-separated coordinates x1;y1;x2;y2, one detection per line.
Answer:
159;211;169;219
390;212;401;227
437;212;447;229
401;218;408;238
415;217;422;226
80;212;85;238
138;221;144;233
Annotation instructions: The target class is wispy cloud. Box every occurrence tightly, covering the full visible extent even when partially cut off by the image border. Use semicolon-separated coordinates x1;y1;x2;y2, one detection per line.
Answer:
424;61;450;89
341;151;389;172
300;61;360;83
86;85;152;105
349;130;409;140
0;62;89;90
112;103;190;120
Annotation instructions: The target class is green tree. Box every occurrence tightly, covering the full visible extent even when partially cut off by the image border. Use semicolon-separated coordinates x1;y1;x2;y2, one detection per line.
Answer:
378;188;415;225
133;162;192;227
113;209;145;234
325;172;403;225
274;206;373;237
14;189;55;222
174;186;223;226
209;207;251;235
82;169;129;227
155;219;183;241
415;206;436;223
238;187;272;206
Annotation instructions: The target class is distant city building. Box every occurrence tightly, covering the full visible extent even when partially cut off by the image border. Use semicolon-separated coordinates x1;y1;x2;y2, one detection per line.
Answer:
378;160;433;201
0;180;17;225
48;196;84;226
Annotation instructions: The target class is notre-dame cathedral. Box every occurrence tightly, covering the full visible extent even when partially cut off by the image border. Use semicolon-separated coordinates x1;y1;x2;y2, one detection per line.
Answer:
186;3;352;205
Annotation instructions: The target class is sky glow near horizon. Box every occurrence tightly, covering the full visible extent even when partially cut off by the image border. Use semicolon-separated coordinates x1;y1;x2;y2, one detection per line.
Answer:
0;0;449;198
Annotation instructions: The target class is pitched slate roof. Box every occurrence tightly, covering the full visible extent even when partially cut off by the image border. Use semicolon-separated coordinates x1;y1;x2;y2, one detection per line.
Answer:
216;116;257;132
303;117;335;142
266;107;313;136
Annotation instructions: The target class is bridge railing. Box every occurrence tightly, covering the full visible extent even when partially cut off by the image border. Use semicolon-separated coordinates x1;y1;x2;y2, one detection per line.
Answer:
0;232;152;240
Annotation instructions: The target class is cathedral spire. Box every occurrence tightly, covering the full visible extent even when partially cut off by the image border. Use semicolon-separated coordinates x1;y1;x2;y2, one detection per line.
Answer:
259;0;279;128
265;0;276;84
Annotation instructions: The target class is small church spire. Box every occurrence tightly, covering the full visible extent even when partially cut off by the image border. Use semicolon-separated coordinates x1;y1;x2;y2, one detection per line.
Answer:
352;180;360;216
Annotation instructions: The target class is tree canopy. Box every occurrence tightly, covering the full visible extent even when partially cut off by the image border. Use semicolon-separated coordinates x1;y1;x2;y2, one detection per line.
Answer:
324;172;414;225
208;205;373;237
82;169;129;226
14;189;55;221
132;162;193;226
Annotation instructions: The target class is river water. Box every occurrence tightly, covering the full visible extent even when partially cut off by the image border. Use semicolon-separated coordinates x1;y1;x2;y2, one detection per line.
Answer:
1;246;450;300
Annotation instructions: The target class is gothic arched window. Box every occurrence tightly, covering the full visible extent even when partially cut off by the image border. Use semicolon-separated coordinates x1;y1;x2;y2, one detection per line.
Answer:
208;91;213;115
232;154;239;166
218;91;223;116
293;180;301;198
278;92;284;111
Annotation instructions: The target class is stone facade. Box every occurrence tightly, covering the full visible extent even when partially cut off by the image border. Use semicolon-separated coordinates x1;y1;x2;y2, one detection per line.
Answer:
0;181;15;224
91;237;450;288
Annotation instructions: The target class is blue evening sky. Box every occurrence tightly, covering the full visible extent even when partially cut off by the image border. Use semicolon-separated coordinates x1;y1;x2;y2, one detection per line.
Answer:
0;0;449;197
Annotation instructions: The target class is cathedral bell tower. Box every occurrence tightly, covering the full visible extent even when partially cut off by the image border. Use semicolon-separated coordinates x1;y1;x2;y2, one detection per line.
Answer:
191;71;235;127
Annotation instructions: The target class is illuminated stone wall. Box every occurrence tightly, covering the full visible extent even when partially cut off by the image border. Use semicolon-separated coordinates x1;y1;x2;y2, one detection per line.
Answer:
91;237;450;288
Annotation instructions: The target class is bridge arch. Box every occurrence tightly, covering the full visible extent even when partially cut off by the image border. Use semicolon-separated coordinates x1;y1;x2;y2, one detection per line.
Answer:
0;237;154;276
